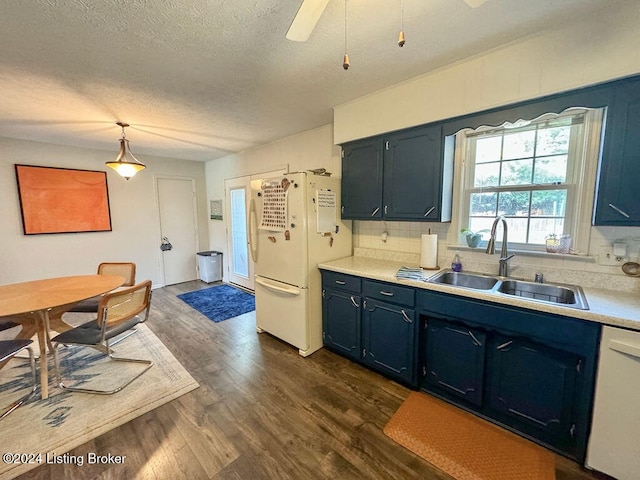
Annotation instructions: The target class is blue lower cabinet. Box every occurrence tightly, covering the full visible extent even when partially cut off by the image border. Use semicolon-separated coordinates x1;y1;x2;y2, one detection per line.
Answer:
321;288;361;361
362;298;417;386
487;335;580;450
320;273;599;462
423;317;486;407
417;289;599;463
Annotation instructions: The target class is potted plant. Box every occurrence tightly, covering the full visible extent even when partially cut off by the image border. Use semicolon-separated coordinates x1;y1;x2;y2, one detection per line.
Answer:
461;228;488;248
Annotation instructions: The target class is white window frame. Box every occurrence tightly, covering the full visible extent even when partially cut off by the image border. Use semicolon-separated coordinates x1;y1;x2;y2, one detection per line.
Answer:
452;107;604;255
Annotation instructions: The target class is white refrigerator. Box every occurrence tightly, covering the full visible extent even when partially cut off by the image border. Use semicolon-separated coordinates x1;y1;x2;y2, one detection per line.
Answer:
248;171;352;356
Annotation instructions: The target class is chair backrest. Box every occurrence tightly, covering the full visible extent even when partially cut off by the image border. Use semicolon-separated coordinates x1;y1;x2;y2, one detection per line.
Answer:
98;262;136;286
97;280;152;328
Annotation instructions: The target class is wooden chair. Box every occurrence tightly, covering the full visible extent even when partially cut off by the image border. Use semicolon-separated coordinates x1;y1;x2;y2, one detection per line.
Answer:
67;262;136;313
52;280;153;395
0;339;38;418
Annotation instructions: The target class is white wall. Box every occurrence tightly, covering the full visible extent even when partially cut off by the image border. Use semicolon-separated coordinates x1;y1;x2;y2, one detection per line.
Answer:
205;124;342;280
334;0;640;144
0;137;209;287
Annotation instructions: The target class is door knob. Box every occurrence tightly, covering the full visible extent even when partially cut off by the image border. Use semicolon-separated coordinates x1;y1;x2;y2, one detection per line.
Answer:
160;236;173;251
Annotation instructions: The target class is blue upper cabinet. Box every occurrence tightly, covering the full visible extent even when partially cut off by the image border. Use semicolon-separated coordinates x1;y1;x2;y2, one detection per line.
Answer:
341;125;453;221
340;74;640;225
341;137;384;219
384;125;452;221
594;77;640;225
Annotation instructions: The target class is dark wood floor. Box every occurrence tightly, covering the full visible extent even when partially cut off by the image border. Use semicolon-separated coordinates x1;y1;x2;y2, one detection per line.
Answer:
17;281;607;480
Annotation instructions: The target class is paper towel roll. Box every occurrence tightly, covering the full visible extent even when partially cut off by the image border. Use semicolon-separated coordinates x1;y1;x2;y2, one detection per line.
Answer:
420;234;438;269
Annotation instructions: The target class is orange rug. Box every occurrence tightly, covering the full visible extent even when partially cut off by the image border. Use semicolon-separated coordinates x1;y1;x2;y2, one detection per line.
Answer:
383;392;556;480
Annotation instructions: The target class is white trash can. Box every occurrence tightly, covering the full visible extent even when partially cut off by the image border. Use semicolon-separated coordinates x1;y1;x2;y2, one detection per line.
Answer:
197;251;223;283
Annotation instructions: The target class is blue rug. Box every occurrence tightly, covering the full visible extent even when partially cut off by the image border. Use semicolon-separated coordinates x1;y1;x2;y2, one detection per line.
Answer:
177;284;255;323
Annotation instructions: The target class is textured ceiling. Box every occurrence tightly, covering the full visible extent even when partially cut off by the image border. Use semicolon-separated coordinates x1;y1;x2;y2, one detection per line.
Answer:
0;0;622;162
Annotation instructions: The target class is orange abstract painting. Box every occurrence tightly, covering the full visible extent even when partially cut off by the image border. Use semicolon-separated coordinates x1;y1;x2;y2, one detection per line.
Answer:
15;165;112;235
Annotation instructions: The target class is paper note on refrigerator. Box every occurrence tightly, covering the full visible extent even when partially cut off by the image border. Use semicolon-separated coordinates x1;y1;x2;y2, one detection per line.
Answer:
316;190;336;234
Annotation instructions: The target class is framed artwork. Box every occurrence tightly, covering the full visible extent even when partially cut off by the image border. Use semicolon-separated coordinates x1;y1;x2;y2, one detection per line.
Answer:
210;199;223;220
15;164;112;235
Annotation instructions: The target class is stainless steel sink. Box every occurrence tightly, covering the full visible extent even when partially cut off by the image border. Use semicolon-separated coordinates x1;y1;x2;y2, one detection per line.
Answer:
496;279;589;310
426;269;589;310
428;270;499;290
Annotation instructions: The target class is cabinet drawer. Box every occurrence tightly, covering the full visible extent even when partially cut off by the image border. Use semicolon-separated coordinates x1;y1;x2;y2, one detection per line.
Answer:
363;279;415;307
321;271;361;293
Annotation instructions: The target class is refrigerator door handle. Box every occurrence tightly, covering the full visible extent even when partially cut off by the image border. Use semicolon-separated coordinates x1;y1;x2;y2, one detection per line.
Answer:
255;276;301;296
248;197;258;262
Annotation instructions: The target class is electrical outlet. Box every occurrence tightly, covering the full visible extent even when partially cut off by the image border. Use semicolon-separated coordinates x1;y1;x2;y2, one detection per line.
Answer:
598;247;628;266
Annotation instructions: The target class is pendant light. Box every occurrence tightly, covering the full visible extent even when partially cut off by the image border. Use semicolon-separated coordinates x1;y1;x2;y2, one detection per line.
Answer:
106;122;146;180
342;0;350;69
398;0;406;47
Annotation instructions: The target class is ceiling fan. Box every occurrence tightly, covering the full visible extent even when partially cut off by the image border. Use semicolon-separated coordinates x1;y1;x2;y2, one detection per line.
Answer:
286;0;489;42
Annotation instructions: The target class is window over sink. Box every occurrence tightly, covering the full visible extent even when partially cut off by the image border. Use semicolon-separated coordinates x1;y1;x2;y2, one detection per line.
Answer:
456;108;605;253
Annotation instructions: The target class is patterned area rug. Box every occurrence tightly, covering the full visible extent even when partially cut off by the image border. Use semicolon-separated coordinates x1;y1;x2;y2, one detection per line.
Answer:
0;323;199;480
384;391;556;480
177;284;255;323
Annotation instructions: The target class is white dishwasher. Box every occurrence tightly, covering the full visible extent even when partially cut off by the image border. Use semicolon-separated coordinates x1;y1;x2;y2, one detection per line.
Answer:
586;325;640;480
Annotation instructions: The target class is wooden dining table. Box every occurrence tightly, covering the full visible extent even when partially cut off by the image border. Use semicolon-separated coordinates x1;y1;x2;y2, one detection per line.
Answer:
0;274;125;399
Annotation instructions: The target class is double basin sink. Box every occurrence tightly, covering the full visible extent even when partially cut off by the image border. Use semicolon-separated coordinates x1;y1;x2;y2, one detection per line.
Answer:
427;269;589;310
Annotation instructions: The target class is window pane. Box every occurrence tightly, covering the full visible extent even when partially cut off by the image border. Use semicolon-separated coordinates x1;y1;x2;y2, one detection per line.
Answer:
536;126;570;155
475;136;502;163
502;130;535;160
500;159;533;186
470;192;497;216
468;217;494;240
530;218;565;244
473;162;500;187
505;217;528;243
531;190;566;216
498;191;530;217
533;155;567;184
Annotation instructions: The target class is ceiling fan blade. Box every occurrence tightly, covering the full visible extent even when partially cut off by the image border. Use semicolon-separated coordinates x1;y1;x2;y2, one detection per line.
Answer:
286;0;331;42
464;0;488;7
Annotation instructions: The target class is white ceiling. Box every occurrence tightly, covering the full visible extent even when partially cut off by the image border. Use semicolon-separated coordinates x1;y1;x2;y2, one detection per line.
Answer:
0;0;621;162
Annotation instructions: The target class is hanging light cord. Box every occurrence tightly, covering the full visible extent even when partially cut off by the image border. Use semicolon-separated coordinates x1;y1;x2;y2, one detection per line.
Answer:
398;0;406;47
343;0;350;69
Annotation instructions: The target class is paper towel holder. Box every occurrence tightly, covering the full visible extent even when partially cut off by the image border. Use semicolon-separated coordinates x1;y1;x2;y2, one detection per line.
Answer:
420;230;440;270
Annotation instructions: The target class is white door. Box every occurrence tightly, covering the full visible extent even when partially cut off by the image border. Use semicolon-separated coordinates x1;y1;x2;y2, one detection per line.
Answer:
157;177;198;285
225;176;253;290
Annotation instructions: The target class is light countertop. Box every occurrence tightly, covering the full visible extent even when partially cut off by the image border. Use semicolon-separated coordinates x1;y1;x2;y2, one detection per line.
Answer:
318;256;640;331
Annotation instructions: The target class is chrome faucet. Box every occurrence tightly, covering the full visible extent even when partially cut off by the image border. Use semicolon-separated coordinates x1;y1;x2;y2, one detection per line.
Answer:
485;216;515;277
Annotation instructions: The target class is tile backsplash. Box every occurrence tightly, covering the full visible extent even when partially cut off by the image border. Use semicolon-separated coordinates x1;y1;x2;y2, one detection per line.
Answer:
353;221;640;294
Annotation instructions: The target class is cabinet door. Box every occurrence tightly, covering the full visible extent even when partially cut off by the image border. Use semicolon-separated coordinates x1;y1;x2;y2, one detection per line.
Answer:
594;78;640;225
341;137;384;219
383;124;445;220
487;335;579;445
362;298;416;385
423;318;486;407
322;288;361;361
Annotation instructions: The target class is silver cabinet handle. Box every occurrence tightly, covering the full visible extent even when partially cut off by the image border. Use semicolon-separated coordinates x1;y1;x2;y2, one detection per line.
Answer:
341;205;344;214
608;203;630;218
384;205;388;215
497;340;513;350
380;291;394;296
350;296;359;308
371;207;380;216
423;206;435;217
469;331;482;347
401;309;412;323
335;280;346;285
